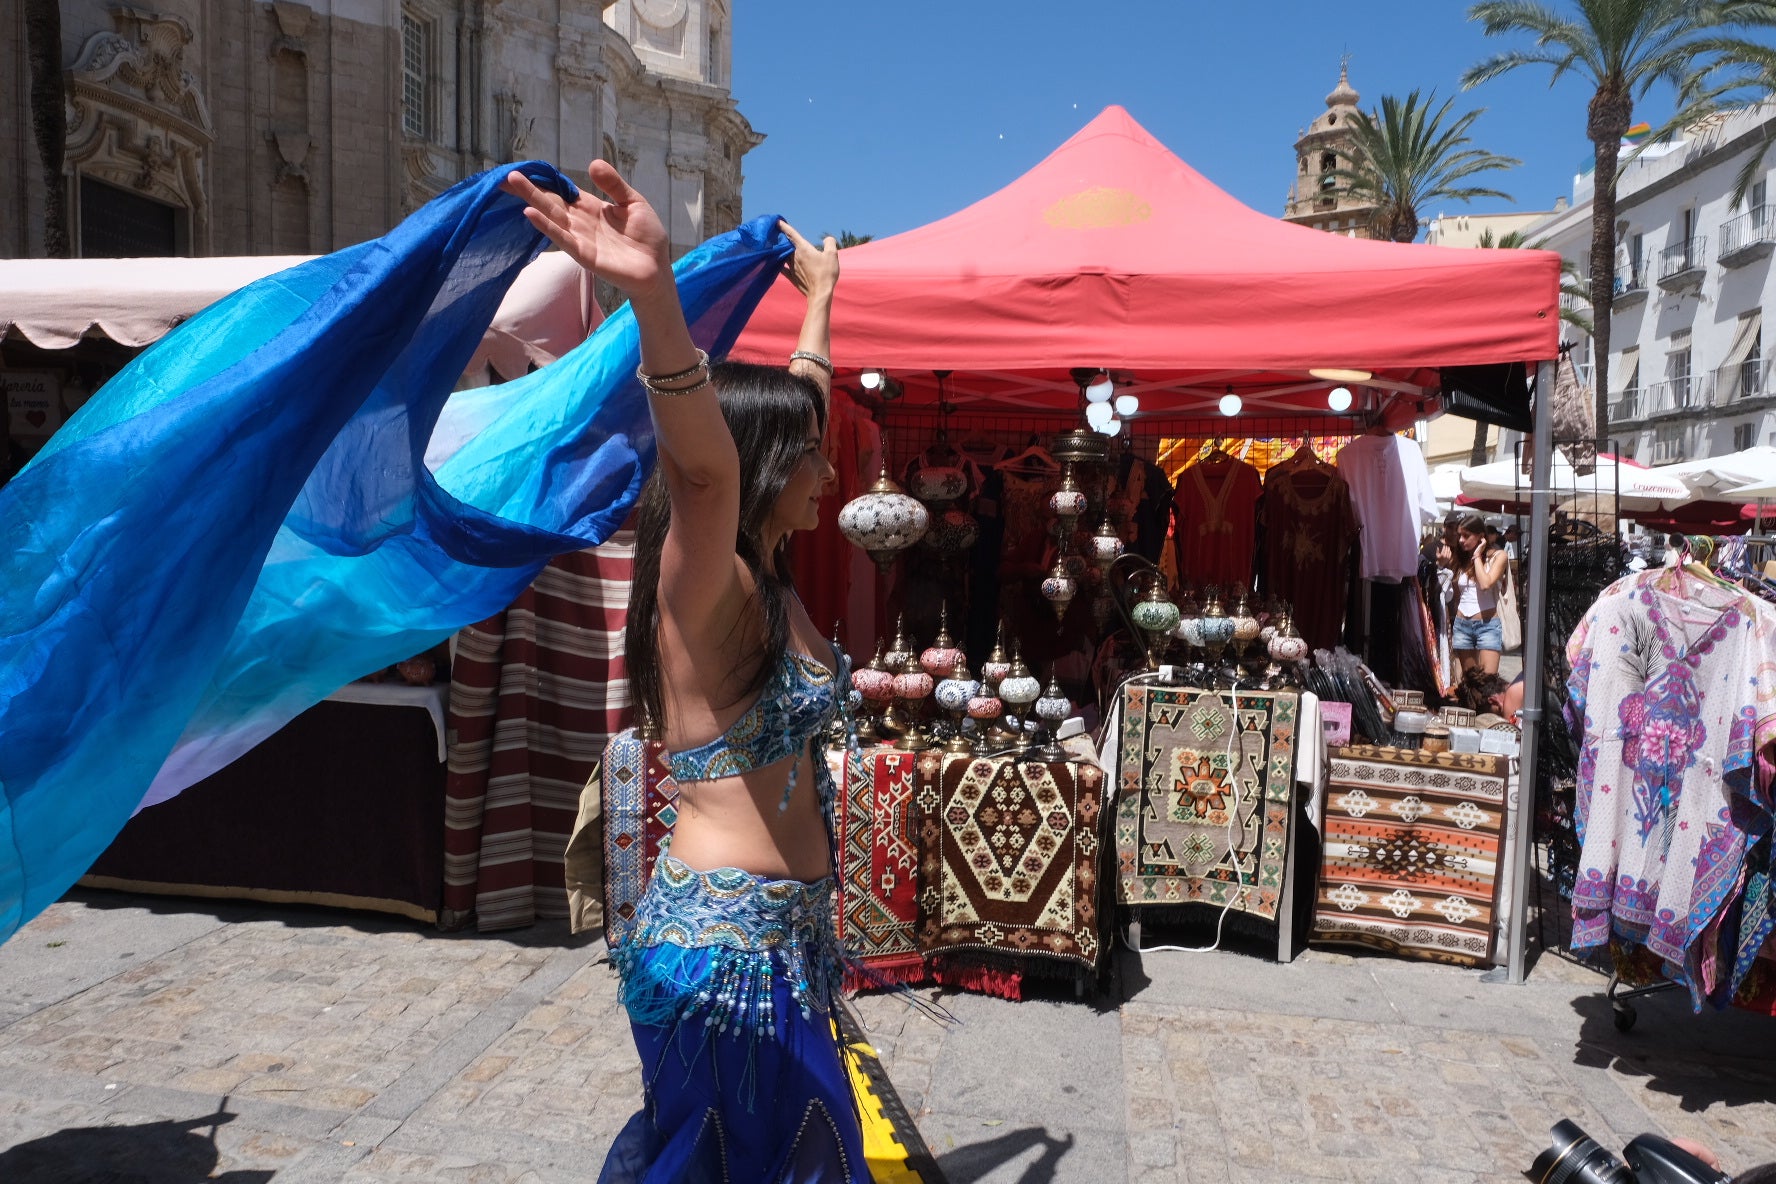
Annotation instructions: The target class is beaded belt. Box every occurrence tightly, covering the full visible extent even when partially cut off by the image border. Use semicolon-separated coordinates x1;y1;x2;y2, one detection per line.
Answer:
612;855;844;1036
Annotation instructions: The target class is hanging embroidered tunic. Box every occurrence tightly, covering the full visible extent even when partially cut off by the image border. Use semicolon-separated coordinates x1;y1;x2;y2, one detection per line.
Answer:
1567;568;1776;1005
1173;457;1261;589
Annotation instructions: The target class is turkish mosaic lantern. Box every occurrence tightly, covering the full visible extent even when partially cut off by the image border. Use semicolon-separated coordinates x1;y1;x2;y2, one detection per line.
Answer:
1131;580;1181;669
1268;613;1310;664
979;624;1012;691
883;615;915;673
934;656;981;753
850;640;896;742
1047;464;1088;535
919;605;964;679
919;506;980;553
997;646;1043;753
1088;512;1124;573
838;458;929;571
891;652;935;750
910;465;968;504
1040;554;1078;622
1034;671;1073;761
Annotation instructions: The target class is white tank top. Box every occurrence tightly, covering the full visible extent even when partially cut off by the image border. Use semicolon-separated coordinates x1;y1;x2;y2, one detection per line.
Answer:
1457;568;1497;616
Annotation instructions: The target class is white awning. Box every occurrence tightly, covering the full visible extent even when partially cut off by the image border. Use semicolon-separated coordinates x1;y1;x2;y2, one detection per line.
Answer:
0;251;601;381
1613;347;1640;391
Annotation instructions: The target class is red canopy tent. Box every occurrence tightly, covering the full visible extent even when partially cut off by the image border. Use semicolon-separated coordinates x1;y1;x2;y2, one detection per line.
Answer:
733;105;1560;424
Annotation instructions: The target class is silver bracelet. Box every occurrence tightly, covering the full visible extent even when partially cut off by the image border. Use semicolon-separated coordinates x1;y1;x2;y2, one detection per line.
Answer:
788;349;833;375
638;348;710;387
644;373;714;398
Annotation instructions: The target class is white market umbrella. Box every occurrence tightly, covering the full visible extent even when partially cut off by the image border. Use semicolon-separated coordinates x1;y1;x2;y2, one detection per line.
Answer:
1429;463;1466;505
1723;477;1776;500
1655;446;1776;501
1459;452;1693;512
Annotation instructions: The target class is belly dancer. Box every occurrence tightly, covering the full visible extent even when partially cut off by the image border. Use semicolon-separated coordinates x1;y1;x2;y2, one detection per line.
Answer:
502;162;866;1182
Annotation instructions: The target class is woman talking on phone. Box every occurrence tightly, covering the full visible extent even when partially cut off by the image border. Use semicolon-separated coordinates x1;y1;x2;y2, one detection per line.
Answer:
1449;513;1509;677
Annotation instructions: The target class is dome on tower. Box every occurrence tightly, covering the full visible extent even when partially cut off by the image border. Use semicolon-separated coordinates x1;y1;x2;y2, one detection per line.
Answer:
1326;63;1359;110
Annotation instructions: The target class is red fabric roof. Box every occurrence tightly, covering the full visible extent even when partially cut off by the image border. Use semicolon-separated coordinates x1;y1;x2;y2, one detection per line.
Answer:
733;106;1560;421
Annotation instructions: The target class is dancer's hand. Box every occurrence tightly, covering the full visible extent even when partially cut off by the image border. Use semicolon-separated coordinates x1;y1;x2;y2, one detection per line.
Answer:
779;221;839;301
501;161;673;300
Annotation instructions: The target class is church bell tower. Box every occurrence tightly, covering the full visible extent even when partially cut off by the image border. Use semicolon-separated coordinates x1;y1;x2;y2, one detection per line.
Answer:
1282;64;1379;238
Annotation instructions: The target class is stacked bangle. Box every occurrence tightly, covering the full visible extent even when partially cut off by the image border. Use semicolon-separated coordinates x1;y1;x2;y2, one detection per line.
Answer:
789;350;834;375
638;348;712;397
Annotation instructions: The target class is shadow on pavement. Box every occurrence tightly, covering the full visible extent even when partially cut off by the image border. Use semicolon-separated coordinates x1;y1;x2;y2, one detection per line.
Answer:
63;886;602;950
937;1126;1076;1184
0;1106;275;1183
1569;990;1776;1114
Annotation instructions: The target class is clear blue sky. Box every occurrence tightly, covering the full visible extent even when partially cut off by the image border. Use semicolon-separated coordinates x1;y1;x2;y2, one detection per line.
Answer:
732;1;1683;240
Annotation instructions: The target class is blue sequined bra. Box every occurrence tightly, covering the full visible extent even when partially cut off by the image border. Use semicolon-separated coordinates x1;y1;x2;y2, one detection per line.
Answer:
667;644;848;811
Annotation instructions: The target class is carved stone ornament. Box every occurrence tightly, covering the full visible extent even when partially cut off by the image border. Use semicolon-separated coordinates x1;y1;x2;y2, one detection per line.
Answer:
65;9;214;246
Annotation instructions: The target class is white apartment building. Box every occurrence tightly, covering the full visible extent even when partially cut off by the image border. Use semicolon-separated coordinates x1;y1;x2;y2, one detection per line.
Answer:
1519;103;1776;465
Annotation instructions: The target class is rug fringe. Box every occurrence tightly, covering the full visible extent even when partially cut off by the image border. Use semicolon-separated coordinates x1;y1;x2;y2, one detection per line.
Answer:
929;957;1023;1001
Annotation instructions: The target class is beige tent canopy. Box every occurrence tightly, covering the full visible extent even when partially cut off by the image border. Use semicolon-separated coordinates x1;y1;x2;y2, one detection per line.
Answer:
0;250;600;382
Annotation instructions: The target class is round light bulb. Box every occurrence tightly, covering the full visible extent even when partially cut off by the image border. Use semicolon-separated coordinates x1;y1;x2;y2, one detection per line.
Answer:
1328;386;1353;412
1085;400;1114;428
1114;393;1140;417
860;370;883;390
1218;392;1243;416
1085;376;1115;403
1097;415;1122;436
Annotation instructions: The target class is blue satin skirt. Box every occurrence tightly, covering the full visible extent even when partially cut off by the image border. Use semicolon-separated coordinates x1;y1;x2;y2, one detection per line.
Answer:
600;856;869;1184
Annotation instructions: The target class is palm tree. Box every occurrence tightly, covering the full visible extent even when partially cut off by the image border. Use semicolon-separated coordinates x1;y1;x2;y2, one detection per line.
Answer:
1326;89;1519;243
834;230;873;248
24;0;68;257
1470;229;1596;463
1683;3;1776;206
1462;0;1722;444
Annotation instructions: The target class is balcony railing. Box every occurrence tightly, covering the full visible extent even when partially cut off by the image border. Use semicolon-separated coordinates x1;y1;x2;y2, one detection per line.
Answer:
1658;237;1707;288
1715;359;1768;403
1643;374;1712;415
1613;264;1649;304
1720;207;1776;265
1608;387;1642;422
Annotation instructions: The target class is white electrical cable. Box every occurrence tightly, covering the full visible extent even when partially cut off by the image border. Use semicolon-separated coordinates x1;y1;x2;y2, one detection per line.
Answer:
1117;672;1254;956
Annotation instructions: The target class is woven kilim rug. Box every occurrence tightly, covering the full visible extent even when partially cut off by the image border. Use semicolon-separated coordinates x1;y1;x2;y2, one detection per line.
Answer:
1312;745;1508;967
600;728;678;950
1114;686;1296;919
913;751;1106;973
836;747;926;984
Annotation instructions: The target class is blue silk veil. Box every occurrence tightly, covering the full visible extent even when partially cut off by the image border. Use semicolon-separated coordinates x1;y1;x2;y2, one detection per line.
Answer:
0;162;793;943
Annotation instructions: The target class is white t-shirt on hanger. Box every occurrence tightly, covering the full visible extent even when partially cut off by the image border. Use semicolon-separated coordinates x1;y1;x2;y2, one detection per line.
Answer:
1336;434;1440;582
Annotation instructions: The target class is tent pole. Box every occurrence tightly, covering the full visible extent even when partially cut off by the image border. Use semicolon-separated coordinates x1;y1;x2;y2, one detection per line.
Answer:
1505;358;1556;986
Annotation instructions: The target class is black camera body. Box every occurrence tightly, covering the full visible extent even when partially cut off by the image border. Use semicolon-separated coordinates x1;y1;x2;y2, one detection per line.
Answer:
1531;1121;1733;1184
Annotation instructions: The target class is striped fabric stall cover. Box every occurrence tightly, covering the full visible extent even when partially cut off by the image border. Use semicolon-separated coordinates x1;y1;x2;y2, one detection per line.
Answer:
441;531;635;931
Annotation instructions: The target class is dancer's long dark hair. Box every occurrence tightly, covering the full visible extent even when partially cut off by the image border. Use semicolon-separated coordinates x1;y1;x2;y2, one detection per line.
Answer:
627;361;827;738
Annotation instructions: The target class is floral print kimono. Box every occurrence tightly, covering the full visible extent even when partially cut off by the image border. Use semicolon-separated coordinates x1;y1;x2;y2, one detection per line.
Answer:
1566;566;1776;1006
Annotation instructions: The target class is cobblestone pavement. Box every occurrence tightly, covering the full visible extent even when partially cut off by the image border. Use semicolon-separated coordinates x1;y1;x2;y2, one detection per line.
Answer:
0;891;1772;1182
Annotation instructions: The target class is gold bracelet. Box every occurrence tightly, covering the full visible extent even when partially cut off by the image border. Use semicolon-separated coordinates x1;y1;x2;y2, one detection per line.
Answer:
789;349;833;375
645;374;714;398
637;348;710;387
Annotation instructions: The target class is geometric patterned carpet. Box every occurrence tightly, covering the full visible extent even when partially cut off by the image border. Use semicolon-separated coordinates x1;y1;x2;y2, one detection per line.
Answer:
835;747;925;983
1114;686;1297;922
1312;744;1509;967
913;751;1107;974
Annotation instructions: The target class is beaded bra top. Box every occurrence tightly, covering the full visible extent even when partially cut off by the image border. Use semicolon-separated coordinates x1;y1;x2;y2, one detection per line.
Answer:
666;644;847;810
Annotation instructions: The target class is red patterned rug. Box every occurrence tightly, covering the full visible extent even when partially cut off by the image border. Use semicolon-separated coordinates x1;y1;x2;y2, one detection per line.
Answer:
914;751;1107;989
1312;745;1508;967
836;748;926;986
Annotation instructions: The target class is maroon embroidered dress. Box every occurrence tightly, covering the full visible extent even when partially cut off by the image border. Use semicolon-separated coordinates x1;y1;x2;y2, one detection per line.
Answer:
1258;459;1357;652
1567;567;1776;1008
1172;457;1261;590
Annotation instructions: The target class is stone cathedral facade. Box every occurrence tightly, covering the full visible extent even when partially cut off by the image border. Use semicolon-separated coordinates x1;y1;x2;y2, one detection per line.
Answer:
3;0;758;262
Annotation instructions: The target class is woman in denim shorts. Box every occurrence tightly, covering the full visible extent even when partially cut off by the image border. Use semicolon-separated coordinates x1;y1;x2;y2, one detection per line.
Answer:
1449;514;1509;676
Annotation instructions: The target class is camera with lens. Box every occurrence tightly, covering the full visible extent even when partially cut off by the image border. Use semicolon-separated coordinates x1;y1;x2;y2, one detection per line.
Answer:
1531;1121;1732;1184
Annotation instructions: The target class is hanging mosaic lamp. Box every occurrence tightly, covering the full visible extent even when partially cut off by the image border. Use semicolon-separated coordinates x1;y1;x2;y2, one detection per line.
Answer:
1047;463;1088;535
920;604;964;678
1088;511;1124;573
1040;554;1078;622
838;457;929;572
919;505;979;553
